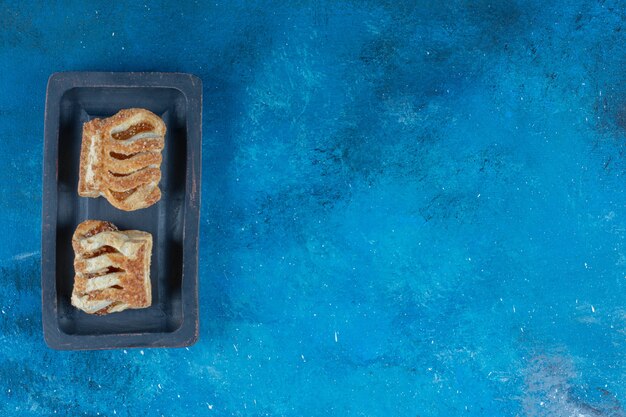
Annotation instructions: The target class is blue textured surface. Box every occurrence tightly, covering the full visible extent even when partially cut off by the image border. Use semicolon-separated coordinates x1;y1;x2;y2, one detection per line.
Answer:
1;1;625;415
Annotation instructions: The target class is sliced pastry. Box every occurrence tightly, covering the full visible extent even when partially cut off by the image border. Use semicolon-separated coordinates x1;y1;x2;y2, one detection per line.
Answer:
71;220;153;315
78;108;166;211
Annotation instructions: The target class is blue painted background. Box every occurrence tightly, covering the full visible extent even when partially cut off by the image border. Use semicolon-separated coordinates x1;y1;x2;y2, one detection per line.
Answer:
1;0;625;415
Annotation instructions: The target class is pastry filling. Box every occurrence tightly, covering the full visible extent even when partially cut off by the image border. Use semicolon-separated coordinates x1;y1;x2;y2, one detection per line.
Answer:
83;222;117;238
82;245;120;259
109;171;131;177
112;122;154;140
85;266;125;279
109;187;139;201
109;151;139;160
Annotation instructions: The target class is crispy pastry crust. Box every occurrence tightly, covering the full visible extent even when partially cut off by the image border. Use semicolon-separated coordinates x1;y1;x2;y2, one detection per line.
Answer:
71;220;153;315
77;108;166;211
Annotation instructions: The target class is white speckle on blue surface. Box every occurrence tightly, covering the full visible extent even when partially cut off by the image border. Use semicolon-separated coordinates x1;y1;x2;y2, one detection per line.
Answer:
12;251;39;261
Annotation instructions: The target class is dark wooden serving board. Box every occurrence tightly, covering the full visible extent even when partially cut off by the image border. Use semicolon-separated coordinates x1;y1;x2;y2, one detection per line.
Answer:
42;72;201;350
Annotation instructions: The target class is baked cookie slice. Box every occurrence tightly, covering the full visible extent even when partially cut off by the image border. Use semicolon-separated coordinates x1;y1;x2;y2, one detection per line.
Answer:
71;220;152;315
78;108;166;211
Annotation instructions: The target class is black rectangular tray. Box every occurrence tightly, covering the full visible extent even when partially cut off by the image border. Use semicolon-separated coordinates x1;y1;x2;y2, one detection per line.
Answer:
42;72;201;350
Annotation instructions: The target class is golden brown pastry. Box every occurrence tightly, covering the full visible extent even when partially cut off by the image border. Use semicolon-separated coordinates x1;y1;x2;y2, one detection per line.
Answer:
78;108;166;211
71;220;152;315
